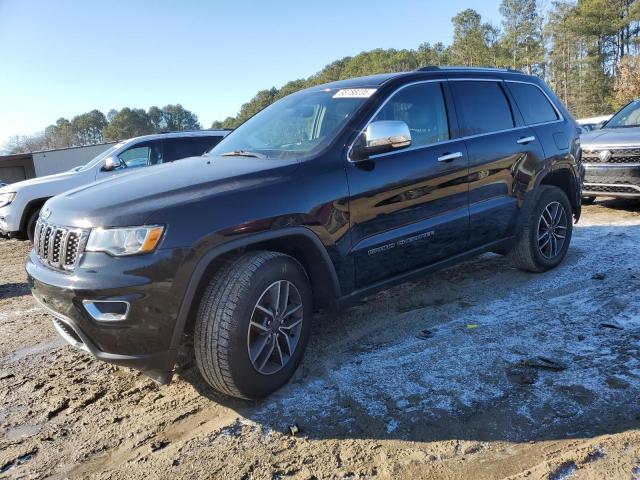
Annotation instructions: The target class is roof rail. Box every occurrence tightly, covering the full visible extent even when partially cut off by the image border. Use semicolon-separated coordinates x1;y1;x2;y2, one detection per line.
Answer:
416;65;522;73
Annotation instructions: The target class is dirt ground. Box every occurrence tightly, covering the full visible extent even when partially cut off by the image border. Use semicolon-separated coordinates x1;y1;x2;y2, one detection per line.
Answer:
1;199;640;480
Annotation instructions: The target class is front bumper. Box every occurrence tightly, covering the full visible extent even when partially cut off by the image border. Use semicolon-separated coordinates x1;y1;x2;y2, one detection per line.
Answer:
583;163;640;197
0;205;20;236
26;247;191;383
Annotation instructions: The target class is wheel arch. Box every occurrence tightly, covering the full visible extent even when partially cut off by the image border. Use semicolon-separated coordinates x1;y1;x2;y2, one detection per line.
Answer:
170;227;341;350
20;197;50;234
537;167;581;221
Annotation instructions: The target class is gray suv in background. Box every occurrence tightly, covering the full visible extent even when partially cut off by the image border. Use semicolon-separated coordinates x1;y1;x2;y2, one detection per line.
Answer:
581;99;640;202
0;130;230;240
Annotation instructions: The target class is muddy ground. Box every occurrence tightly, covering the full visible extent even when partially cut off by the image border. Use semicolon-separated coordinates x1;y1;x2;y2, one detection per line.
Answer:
1;199;640;480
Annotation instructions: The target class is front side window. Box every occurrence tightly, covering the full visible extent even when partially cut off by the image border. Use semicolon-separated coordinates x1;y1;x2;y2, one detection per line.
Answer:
507;82;558;125
117;142;163;169
210;89;370;160
605;100;640;128
371;82;449;148
78;142;125;172
450;81;514;136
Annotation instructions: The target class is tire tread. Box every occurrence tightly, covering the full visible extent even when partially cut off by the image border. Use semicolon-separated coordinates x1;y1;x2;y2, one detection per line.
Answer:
194;251;287;399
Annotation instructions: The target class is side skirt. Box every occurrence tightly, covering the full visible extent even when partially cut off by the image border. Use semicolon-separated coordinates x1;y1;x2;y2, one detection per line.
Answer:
337;236;516;310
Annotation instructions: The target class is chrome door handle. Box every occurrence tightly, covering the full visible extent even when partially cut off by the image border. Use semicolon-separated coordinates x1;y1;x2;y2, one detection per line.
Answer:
517;136;536;144
437;152;463;162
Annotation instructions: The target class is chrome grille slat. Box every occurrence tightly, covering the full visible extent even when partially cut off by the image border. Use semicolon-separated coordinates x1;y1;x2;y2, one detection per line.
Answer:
60;230;70;267
33;219;88;271
47;227;56;263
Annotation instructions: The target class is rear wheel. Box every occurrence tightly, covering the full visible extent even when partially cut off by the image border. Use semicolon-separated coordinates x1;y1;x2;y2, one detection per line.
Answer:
509;186;573;272
26;209;40;243
582;196;596;205
194;251;312;399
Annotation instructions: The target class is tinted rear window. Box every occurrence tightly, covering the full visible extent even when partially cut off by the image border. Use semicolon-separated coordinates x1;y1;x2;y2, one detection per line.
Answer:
450;81;514;135
507;82;559;125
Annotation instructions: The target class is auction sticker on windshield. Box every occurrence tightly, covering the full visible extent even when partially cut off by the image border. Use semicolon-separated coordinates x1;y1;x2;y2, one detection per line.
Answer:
333;88;377;98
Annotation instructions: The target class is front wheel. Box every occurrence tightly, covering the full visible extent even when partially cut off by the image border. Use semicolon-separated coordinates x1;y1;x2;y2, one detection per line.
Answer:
26;209;41;243
509;186;573;272
194;251;312;399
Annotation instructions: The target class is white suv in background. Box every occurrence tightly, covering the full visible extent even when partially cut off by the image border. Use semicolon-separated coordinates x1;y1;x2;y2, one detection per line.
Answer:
0;130;229;241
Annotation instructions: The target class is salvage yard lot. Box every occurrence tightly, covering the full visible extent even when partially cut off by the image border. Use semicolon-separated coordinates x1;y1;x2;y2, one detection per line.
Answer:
1;201;640;480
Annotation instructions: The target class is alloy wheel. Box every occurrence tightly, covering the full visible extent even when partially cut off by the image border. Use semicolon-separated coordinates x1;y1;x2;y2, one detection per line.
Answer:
247;280;304;375
537;201;567;260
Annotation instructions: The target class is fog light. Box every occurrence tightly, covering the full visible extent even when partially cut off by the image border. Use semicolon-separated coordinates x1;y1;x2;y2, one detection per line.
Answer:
82;300;130;322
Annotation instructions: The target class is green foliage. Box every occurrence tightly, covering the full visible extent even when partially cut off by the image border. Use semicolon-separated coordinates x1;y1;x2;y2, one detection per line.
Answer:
71;110;107;145
102;108;154;141
500;0;544;73
449;9;498;67
7;104;202;153
212;0;640;128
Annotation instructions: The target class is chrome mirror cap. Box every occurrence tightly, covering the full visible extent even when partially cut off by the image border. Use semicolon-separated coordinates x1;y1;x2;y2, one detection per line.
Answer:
102;156;120;171
351;120;412;161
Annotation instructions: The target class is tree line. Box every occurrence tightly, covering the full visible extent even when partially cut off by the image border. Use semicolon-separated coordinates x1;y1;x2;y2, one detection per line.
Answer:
212;0;640;129
7;0;639;154
6;104;201;154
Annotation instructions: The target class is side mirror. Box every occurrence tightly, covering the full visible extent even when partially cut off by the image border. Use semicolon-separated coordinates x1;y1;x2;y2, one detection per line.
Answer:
595;120;607;130
102;156;121;172
351;120;412;161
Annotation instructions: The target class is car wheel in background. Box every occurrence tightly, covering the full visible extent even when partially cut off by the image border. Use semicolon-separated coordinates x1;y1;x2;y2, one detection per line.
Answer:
194;251;312;399
26;209;40;243
509;186;573;272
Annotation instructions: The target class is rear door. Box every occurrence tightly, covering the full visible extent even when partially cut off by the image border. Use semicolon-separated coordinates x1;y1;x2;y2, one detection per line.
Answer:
346;80;470;287
449;79;546;248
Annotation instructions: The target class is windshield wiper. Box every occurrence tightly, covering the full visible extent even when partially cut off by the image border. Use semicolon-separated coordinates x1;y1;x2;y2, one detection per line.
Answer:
221;150;267;159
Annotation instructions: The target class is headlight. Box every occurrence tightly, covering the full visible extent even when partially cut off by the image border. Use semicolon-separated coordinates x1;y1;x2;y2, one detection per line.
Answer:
86;225;165;256
0;192;16;208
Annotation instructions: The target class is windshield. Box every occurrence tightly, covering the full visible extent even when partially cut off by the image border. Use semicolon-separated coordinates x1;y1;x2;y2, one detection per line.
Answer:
77;142;125;172
606;100;640;128
210;88;373;160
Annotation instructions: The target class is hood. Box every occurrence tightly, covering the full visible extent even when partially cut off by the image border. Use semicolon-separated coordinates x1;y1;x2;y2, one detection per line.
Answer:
44;155;299;228
581;126;640;148
0;170;87;195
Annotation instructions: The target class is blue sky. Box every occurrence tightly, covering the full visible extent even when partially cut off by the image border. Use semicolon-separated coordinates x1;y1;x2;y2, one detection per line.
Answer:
0;0;502;148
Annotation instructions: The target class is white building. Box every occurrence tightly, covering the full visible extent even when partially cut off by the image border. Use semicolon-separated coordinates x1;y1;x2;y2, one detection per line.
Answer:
0;142;115;184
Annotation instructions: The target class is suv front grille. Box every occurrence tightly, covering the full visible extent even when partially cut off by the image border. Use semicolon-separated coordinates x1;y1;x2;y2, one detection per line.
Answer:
33;220;89;271
582;147;640;164
583;184;640;194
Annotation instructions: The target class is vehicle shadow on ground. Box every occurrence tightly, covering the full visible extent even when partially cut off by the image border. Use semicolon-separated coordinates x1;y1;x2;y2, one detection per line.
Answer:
0;282;31;300
177;223;640;444
595;197;640;212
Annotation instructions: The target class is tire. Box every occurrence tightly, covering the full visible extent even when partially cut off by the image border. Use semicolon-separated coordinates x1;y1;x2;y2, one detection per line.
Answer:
194;251;313;399
26;209;40;243
582;196;596;205
509;186;573;273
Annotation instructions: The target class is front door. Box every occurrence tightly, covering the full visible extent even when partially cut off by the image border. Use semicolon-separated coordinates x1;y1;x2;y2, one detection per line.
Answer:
346;80;470;287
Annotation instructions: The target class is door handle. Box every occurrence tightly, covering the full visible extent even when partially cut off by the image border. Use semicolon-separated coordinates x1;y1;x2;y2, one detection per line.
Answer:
517;136;536;144
437;152;463;162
